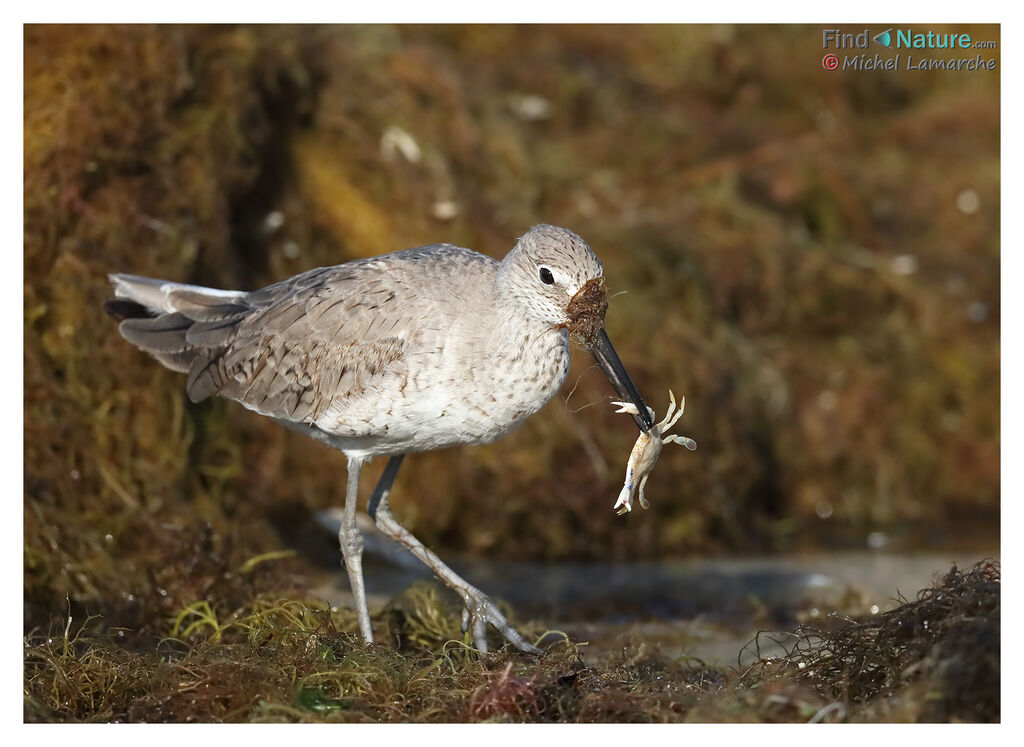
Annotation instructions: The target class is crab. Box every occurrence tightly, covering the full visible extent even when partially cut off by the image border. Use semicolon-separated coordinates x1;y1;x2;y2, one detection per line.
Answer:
611;390;696;515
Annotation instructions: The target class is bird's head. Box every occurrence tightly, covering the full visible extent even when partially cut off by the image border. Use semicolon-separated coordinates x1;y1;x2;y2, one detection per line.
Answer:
499;224;653;432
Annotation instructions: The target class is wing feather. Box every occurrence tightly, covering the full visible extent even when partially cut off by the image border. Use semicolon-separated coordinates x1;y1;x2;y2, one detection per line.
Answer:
185;264;415;424
113;243;496;431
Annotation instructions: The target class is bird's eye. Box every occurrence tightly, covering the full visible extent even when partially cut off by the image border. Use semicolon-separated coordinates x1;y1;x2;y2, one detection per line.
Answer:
539;267;555;285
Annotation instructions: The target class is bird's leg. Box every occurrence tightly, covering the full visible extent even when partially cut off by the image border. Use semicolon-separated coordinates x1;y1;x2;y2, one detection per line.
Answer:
341;456;373;643
366;453;405;521
368;455;539;655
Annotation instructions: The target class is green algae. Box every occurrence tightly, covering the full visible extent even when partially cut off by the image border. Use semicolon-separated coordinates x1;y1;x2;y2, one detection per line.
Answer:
24;562;999;722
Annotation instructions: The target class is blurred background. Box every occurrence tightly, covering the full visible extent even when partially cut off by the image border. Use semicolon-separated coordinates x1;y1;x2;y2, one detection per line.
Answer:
24;25;998;642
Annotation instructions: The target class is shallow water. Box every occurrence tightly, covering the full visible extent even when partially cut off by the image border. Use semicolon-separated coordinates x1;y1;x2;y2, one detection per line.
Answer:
309;523;997;665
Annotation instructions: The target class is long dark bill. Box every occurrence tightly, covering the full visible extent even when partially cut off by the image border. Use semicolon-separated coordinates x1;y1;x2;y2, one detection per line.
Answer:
587;327;654;432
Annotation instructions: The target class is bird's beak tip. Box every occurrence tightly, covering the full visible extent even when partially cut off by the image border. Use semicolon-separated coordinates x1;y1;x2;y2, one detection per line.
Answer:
586;327;652;433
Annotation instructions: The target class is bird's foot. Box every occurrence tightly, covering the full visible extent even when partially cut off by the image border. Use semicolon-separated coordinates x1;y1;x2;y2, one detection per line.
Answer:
459;587;540;654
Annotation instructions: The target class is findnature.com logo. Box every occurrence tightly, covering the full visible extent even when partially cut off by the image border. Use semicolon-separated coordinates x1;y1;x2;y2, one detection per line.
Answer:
823;28;998;51
821;27;998;72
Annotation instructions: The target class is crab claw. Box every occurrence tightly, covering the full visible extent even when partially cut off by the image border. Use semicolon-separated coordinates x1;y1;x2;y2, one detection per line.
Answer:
614;485;633;514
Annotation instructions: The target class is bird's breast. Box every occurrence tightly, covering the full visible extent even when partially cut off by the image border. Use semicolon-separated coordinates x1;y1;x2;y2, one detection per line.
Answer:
461;327;571;442
311;318;570;456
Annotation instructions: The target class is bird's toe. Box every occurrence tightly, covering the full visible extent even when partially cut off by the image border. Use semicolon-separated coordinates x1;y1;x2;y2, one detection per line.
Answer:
460;590;539;654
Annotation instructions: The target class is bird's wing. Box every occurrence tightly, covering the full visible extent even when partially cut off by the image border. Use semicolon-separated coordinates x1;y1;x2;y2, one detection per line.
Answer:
183;246;486;425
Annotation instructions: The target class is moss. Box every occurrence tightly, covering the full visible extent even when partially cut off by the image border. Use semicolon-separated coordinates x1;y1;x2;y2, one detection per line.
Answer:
24;562;999;722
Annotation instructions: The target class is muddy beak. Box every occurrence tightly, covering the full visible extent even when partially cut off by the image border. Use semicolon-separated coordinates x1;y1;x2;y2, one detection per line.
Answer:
588;328;653;432
566;276;653;432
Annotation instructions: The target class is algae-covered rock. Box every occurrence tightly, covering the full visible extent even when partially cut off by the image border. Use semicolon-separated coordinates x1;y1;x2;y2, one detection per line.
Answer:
25;25;998;644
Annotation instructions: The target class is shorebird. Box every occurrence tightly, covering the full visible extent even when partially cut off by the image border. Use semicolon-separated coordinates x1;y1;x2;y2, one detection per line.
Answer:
105;224;653;653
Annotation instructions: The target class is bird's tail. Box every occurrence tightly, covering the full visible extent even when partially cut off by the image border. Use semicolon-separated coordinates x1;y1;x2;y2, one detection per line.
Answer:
104;273;250;383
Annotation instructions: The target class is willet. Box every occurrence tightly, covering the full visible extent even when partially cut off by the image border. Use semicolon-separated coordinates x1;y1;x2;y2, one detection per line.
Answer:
105;224;653;653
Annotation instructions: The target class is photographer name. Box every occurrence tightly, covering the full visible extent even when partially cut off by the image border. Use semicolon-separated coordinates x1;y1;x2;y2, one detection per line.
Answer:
841;53;997;71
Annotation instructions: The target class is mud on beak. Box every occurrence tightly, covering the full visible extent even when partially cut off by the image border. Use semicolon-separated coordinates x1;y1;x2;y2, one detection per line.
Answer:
566;277;653;432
